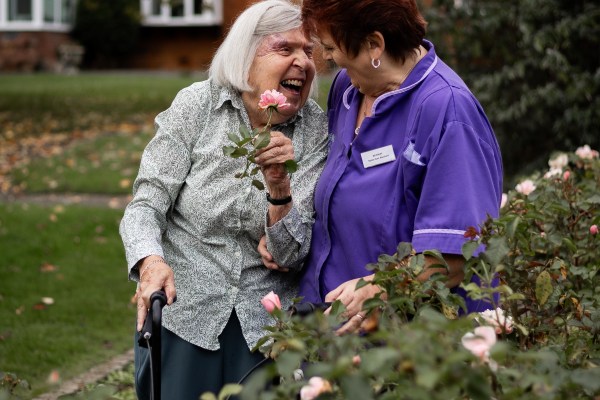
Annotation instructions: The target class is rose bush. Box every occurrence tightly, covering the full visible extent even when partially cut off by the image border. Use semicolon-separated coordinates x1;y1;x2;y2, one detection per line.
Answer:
239;145;599;400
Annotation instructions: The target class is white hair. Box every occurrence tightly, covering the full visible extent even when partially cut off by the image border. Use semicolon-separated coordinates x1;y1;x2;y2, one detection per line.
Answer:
209;0;303;92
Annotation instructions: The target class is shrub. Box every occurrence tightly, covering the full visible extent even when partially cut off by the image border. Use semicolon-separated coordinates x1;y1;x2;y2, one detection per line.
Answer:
421;0;600;186
71;0;141;68
241;145;599;399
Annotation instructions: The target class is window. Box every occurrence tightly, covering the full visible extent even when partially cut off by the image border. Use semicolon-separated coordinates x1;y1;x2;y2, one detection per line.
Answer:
44;0;55;22
141;0;222;26
60;0;74;24
8;0;32;21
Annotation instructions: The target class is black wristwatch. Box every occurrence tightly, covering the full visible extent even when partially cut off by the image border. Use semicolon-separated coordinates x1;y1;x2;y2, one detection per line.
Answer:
266;193;292;205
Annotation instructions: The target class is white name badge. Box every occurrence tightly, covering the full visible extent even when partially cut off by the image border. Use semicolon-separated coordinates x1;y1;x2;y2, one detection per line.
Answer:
360;145;396;168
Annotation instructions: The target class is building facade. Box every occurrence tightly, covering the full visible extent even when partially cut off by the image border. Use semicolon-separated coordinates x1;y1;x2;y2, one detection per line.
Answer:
0;0;77;71
0;0;255;72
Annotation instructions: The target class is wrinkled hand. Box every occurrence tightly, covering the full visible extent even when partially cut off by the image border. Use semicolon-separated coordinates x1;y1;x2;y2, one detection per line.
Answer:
254;131;294;189
324;276;381;335
136;256;176;331
258;236;288;272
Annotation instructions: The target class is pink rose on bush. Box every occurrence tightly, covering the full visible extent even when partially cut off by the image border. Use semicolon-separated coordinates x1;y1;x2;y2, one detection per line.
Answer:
544;168;562;179
258;89;290;111
478;308;514;334
548;153;569;169
261;291;282;314
563;170;571;181
515;179;536;195
591;225;598;236
300;377;332;400
575;144;599;160
461;326;497;363
500;193;508;208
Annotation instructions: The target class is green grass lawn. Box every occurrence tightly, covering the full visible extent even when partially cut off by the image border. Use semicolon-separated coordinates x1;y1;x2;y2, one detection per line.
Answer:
0;73;201;138
11;130;153;195
0;203;136;397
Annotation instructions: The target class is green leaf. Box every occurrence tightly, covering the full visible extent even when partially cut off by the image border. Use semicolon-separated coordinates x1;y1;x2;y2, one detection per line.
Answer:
535;270;553;306
222;145;237;156
461;240;479;261
340;374;374;400
506;216;520;239
361;348;399;375
561;237;577;253
274;350;304;377
239;125;253;139
251;180;265;190
423;249;447;267
396;242;413;259
254;131;271;150
284;159;298;173
230;147;248;158
484;236;509;266
329;300;346;318
227;131;241;144
217;384;242;400
415;366;441;390
199;393;217;400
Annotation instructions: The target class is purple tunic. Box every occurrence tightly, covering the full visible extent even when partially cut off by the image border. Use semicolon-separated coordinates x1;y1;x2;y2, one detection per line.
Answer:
299;41;503;312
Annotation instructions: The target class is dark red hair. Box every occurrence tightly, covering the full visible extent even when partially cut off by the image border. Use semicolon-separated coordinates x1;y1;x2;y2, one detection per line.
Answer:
302;0;427;62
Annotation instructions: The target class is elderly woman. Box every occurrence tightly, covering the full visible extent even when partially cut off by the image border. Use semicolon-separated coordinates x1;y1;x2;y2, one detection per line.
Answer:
119;1;327;398
262;0;503;333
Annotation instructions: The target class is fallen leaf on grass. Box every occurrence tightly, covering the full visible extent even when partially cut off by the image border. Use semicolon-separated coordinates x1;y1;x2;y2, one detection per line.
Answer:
40;263;58;272
41;297;54;305
47;370;60;384
33;303;47;310
15;305;24;315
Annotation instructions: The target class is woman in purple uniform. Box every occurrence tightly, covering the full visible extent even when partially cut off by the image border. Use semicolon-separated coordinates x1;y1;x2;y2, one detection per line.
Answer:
261;0;503;333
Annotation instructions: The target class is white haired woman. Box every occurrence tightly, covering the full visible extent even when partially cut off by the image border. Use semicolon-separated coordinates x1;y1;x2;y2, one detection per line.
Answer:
119;1;328;398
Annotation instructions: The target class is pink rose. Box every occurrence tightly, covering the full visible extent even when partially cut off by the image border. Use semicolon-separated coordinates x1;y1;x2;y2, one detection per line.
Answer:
461;326;497;362
548;153;568;169
515;179;536;196
352;355;362;366
563;170;570;181
300;377;332;400
478;308;514;334
544;168;562;179
575;145;599;160
260;291;282;314
500;193;508;208
591;225;598;236
258;89;290;111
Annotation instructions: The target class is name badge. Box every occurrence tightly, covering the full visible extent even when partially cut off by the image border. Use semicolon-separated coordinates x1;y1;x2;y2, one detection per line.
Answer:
360;145;396;168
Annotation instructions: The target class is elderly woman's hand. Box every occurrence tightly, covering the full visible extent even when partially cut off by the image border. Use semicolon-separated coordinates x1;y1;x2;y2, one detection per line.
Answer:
258;236;288;272
254;131;294;190
136;256;177;331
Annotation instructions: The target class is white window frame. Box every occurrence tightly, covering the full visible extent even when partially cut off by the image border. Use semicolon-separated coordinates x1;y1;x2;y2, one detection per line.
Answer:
140;0;222;27
0;0;74;32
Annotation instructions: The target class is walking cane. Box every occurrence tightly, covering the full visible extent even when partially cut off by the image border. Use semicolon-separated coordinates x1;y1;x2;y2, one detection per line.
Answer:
138;290;168;400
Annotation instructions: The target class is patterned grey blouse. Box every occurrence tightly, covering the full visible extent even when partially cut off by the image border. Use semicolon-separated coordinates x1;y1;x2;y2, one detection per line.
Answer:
120;79;328;350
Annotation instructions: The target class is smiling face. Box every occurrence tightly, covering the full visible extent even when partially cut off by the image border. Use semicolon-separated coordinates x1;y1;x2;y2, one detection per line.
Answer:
318;30;375;96
243;28;316;127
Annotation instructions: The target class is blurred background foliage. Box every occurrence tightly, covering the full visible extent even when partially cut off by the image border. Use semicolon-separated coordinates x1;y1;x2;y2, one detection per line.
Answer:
71;0;141;69
420;0;600;188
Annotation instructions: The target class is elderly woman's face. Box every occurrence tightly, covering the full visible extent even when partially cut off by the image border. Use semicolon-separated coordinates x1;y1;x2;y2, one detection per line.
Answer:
246;28;315;123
